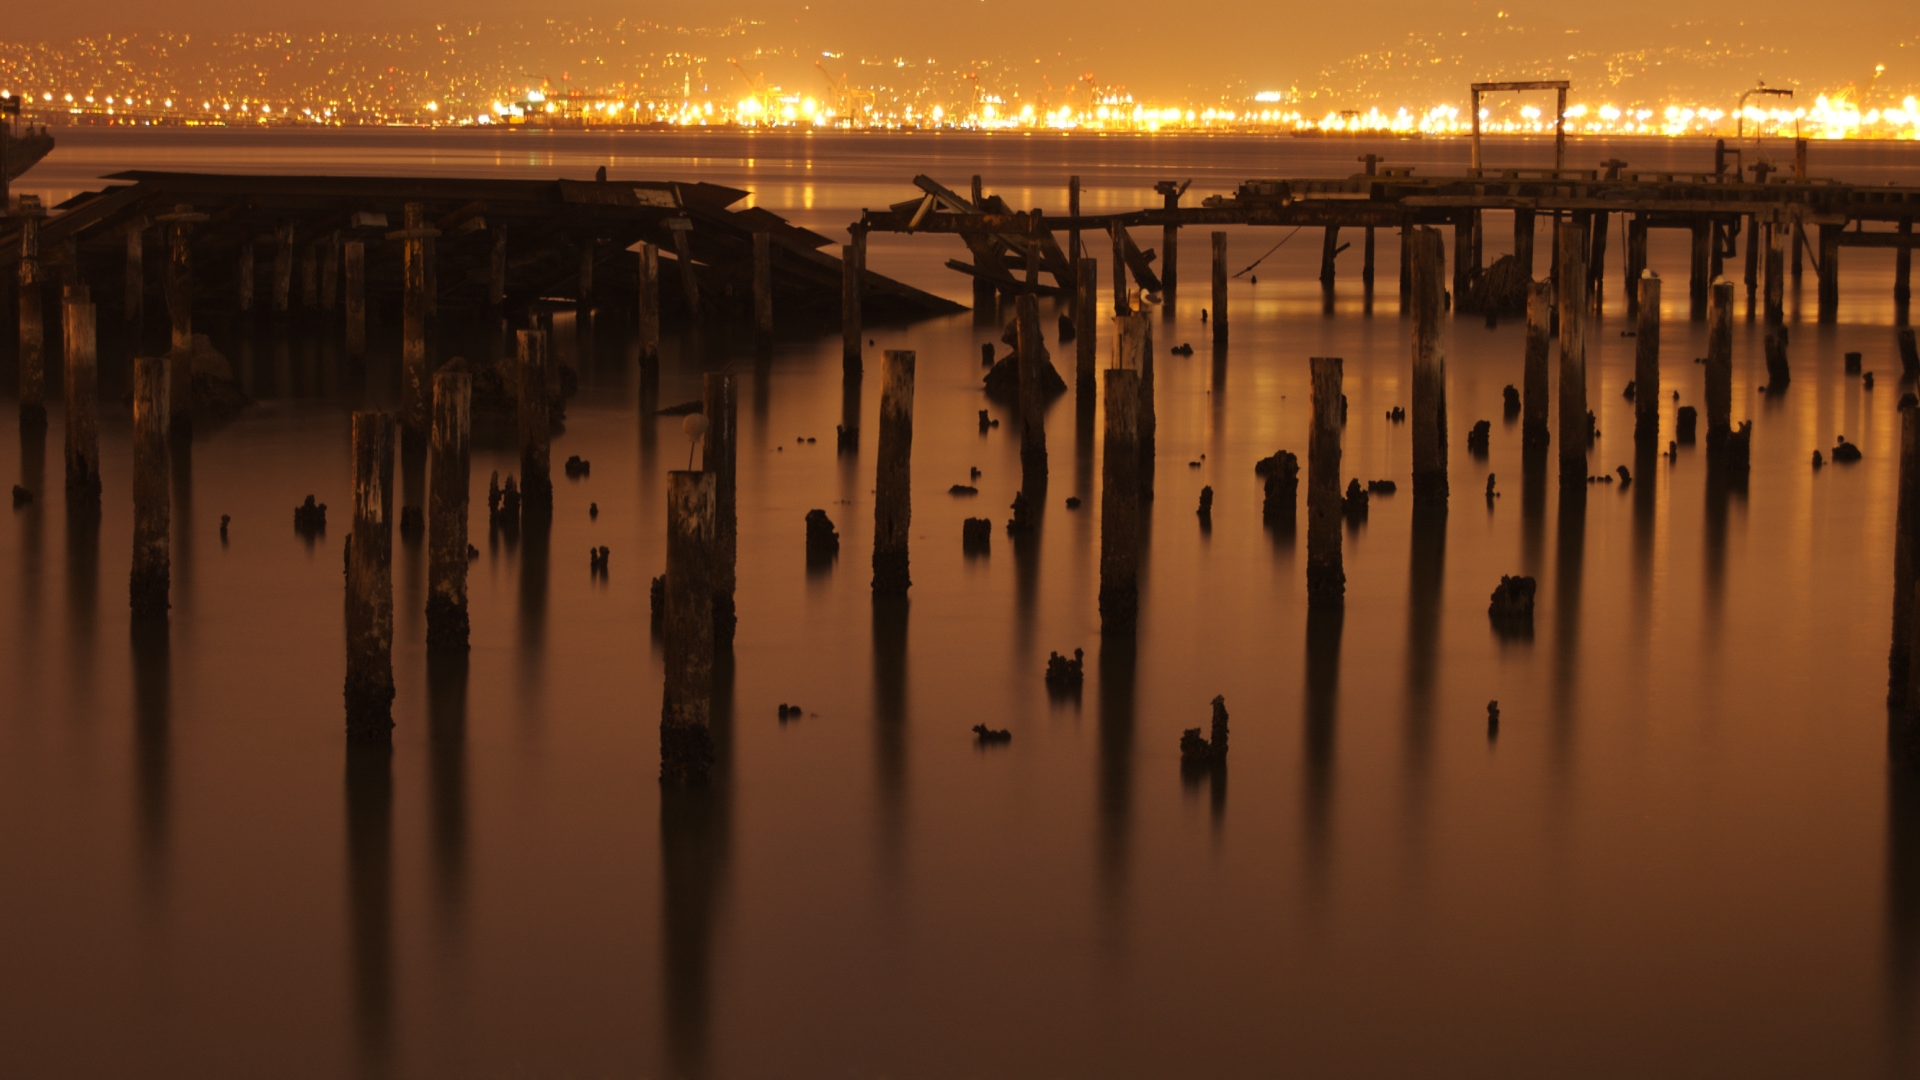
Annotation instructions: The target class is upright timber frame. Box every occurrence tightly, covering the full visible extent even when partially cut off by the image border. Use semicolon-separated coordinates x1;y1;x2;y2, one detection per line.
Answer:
1470;81;1571;175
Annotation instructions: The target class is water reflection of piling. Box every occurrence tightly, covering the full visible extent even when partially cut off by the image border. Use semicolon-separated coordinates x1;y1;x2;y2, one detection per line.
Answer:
1307;357;1344;609
426;650;469;931
1096;632;1137;926
1403;501;1446;829
1302;606;1343;893
344;739;395;1074
1552;481;1587;767
1077;258;1098;396
871;351;914;597
1887;755;1920;1068
17;214;46;426
345;412;396;742
871;595;910;880
660;774;731;1080
842;232;864;376
130;356;170;621
1896;407;1920;707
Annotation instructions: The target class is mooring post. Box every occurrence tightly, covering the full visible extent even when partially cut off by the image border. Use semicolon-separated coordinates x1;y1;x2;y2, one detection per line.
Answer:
1321;225;1341;294
1895;403;1920;706
1110;225;1129;317
1635;272;1661;447
1211;232;1228;346
124;222;144;326
427;370;471;653
872;350;915;596
1307;356;1345;609
1705;278;1734;453
1099;367;1141;634
63;294;100;497
1897;218;1912;325
237;238;254;313
517;329;551;517
752;230;773;347
1410;228;1448;504
302;239;319;309
17;213;44;424
1625;214;1648;319
1524;280;1552;449
131;356;170;620
1817;223;1840;324
661;469;717;785
1515;207;1535;279
1076;257;1098;396
842;230;863;376
345;241;366;358
397;203;437;442
1689;220;1710;320
1016;295;1049;496
702;372;738;647
322;232;340;313
346;411;396;740
1558;217;1590;485
637;242;660;374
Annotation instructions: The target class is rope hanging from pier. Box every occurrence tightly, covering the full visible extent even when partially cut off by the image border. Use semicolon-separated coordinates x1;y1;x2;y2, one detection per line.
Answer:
1232;226;1304;279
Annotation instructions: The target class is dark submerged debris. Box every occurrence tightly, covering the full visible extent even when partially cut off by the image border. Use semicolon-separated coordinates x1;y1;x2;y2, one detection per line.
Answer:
962;517;992;554
1616;465;1632;486
1386;405;1406;423
970;467;982;480
589;502;599;519
1727;421;1754;478
1366;479;1396;495
1342;478;1369;521
1065;496;1082;509
981;343;995;368
1045;648;1085;689
219;514;231;538
467;544;479;560
805;509;840;563
1813;449;1826;469
564;454;591;478
1623;380;1637;401
500;475;522;523
1487;700;1501;739
949;484;979;496
293;495;326;534
1180;696;1231;768
1668;440;1678;462
1261;451;1300;524
1485;474;1499;498
1586;410;1600;443
1502;385;1521;416
11;485;32;508
486;472;502;518
1466;419;1491;454
1059;314;1076;341
983;344;1068;402
589;546;610;574
977;409;996;432
1197;485;1214;522
1865;372;1877;390
1170;342;1194;356
1846;351;1863;375
1006;491;1034;536
649;574;666;625
837;423;858;452
656;400;703;416
1832;436;1863;463
778;703;804;721
1675;406;1698;444
1488;575;1537;637
972;724;1012;745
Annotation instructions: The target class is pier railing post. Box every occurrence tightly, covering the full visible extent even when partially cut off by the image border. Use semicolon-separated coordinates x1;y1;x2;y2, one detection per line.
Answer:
63;294;100;497
1307;356;1345;609
1099;367;1141;634
1557;216;1590;485
517;329;551;518
346;411;396;741
1410;228;1448;505
427;370;471;653
872;350;915;596
131;357;170;620
1634;272;1661;447
662;470;717;785
702;372;738;647
1515;207;1535;279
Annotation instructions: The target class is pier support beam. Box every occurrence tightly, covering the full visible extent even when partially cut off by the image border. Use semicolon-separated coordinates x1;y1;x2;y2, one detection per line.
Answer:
517;329;551;518
1765;225;1791;390
1557;216;1590;486
489;228;507;310
1321;225;1340;294
1895;402;1920;706
1634;272;1661;447
1515;207;1535;279
1626;215;1648;320
1211;232;1228;346
1410;227;1448;505
1818;224;1840;324
1110;225;1129;317
159;205;204;433
273;222;293;313
1099;367;1141;634
427;370;471;653
661;470;716;785
346;411;396;741
322;232;339;312
1690;220;1711;320
131;357;170;620
302;240;318;309
1587;211;1609;316
1524;280;1552;449
872;350;915;596
1898;219;1912;326
398;203;437;442
703;372;738;648
1160;182;1180;313
1706;279;1735;452
1307;356;1344;610
1452;215;1472;312
64;294;100;497
1016;296;1049;497
237;240;254;313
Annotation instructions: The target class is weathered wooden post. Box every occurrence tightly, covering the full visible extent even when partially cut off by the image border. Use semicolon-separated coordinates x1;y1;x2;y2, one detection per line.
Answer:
130;357;170;620
1117;310;1156;501
1706;278;1734;453
703;372;738;646
517;329;551;518
1817;223;1840;324
1068;175;1082;270
1690;220;1710;320
344;240;367;358
577;243;594;314
1159;180;1180;311
1211;232;1228;346
64;294;100;497
1896;218;1912;325
272;221;294;313
17;212;44;424
1451;214;1472;312
661;470;716;785
1399;223;1413;301
1099;367;1141;634
637;242;660;374
395;203;439;442
1625;215;1648;320
237;238;255;313
752;230;773;347
1410;227;1448;504
872;350;915;596
346;411;396;741
1587;211;1610;316
1110;225;1129;317
842;231;863;376
158;204;205;431
1744;214;1761;300
668;221;702;319
1558;217;1590;485
124;221;145;326
1523;280;1552;449
1076;257;1097;396
1634;272;1661;447
1016;296;1049;496
322;232;340;312
1307;357;1344;609
1515;207;1535;278
1895;402;1920;706
489;227;507;310
302;239;319;309
427;371;471;653
1320;226;1340;293
1765;225;1791;391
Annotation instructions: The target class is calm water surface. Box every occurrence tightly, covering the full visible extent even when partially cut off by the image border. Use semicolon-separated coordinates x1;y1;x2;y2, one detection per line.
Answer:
6;129;1920;1077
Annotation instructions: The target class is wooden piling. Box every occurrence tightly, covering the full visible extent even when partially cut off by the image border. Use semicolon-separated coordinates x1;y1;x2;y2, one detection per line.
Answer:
489;228;507;310
1398;223;1413;301
273;222;293;313
345;240;366;357
322;232;340;312
1099;367;1141;634
1690;220;1710;320
237;239;254;313
1514;207;1535;278
17;216;43;423
302;240;319;309
1161;198;1179;310
871;350;915;596
1076;257;1098;395
1765;227;1791;391
426;371;471;653
130;357;170;620
1634;272;1661;447
1743;213;1761;299
1307;357;1344;609
1587;211;1609;316
1898;218;1913;325
1557;217;1590;485
1110;225;1128;317
702;372;738;647
1626;215;1648;320
1452;215;1472;312
1410;227;1448;504
164;210;197;429
64;296;100;497
346;411;396;740
1817;224;1840;324
753;230;773;346
517;330;551;517
1211;232;1228;346
638;242;660;373
661;470;716;785
1895;403;1920;705
1705;279;1734;451
400;203;433;439
1117;311;1156;501
842;232;863;376
1016;295;1049;496
1524;279;1552;449
1320;225;1340;292
124;224;144;325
